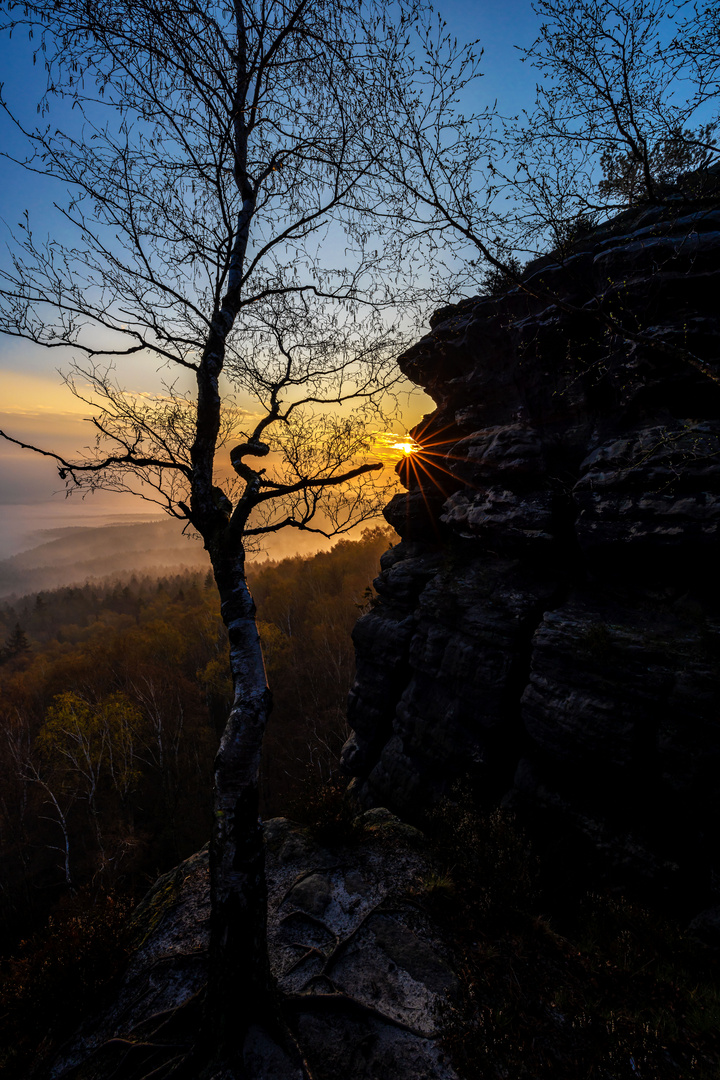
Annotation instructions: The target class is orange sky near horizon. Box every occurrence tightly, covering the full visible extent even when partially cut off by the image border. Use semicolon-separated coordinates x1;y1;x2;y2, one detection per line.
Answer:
0;364;433;559
0;0;548;561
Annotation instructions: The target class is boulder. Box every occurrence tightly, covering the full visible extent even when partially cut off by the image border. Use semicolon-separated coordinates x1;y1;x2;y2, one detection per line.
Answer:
49;815;459;1080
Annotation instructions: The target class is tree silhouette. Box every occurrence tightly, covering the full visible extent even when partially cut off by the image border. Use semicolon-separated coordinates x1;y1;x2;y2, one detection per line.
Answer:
2;624;30;661
0;0;483;1071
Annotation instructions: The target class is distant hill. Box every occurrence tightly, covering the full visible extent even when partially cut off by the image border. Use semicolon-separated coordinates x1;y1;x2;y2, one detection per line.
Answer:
0;515;353;599
0;518;209;598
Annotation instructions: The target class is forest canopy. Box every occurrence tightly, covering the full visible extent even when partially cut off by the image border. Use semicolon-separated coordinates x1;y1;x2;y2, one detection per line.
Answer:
0;526;394;956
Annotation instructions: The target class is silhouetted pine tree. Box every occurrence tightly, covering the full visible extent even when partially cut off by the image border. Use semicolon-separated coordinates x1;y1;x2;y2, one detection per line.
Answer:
3;623;30;659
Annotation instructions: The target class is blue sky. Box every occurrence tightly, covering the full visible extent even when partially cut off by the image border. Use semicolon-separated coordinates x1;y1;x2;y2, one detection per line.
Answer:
0;1;542;558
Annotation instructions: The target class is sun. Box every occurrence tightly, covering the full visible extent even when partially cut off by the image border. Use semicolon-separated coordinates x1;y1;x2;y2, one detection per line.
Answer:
392;437;419;456
370;431;422;464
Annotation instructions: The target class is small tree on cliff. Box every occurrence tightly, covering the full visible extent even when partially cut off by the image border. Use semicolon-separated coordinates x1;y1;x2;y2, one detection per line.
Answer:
380;0;719;262
0;0;483;1072
514;0;719;226
375;0;720;390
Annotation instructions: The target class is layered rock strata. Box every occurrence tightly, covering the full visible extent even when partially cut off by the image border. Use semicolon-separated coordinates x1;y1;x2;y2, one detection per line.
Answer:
343;186;720;906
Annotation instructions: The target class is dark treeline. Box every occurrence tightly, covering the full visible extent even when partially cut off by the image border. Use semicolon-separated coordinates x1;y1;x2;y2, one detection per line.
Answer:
0;527;393;955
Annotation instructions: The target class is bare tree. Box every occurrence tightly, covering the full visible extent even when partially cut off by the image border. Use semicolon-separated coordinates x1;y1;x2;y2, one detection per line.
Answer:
0;0;481;1072
373;0;720;278
5;726;77;893
671;0;720;122
5;1;714;1070
372;0;720;403
508;0;720;240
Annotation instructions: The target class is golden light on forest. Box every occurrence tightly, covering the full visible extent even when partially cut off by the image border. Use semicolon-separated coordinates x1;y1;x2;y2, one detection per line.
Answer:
370;431;422;464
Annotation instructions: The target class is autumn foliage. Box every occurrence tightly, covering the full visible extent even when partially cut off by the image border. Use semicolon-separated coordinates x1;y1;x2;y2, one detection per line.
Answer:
0;527;394;956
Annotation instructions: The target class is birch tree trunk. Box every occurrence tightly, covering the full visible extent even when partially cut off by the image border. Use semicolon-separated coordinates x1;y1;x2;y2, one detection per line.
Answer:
202;536;303;1075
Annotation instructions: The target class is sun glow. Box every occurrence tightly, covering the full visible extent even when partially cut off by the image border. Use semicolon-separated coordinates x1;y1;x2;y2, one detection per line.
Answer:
370;431;422;464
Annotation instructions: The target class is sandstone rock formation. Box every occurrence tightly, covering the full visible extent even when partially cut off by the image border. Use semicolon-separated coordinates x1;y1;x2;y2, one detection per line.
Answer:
343;182;720;911
49;813;459;1080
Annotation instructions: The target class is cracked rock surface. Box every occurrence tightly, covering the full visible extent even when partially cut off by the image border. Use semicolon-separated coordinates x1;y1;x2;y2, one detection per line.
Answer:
49;813;459;1080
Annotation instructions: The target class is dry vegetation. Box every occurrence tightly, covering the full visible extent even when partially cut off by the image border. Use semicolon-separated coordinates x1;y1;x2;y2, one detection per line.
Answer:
426;789;720;1079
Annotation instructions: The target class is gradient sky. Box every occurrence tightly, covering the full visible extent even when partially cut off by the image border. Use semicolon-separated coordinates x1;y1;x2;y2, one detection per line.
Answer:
0;1;541;558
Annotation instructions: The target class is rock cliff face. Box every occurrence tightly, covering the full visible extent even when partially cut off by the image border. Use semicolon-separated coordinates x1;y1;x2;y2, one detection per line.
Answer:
343;185;720;906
